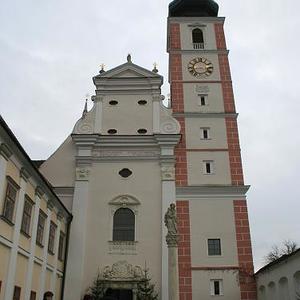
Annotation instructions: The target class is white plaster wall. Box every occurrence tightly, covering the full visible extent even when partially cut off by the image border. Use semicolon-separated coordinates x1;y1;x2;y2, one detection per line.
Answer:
187;151;231;185
82;161;162;295
40;136;76;187
192;270;240;300
183;83;224;113
185;118;228;149
180;22;217;50
182;53;220;82
102;95;153;135
189;199;238;267
256;252;300;300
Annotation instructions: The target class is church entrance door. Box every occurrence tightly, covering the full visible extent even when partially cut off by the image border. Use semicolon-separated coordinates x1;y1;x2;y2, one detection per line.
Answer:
104;289;133;300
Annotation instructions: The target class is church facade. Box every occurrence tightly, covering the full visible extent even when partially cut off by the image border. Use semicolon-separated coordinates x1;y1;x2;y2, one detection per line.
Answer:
0;0;257;300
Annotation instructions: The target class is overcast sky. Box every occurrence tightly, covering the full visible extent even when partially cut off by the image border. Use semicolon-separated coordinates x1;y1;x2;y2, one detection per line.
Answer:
1;0;300;271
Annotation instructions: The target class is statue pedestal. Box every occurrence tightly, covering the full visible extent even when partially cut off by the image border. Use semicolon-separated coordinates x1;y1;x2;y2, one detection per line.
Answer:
166;234;179;300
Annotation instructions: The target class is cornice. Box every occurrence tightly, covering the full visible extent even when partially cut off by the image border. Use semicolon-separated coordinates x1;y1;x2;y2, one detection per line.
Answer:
168;49;229;55
168;16;225;23
176;185;250;199
35;186;45;197
20;167;31;182
173;112;238;118
0;143;12;160
47;199;55;211
53;187;74;195
72;134;181;148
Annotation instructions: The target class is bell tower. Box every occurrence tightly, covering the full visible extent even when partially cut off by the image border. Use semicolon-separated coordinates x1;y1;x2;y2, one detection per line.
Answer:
168;0;257;299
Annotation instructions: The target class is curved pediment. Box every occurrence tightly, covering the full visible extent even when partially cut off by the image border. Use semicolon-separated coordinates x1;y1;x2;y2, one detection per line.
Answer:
109;195;141;206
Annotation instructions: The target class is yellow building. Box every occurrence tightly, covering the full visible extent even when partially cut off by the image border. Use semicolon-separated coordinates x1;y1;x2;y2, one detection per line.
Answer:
0;116;72;300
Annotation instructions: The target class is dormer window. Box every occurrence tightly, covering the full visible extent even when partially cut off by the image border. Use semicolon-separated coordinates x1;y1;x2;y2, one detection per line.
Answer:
192;28;204;49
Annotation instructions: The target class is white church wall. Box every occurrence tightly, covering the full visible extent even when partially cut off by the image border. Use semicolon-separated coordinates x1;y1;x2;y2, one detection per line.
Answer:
81;160;162;295
102;94;154;135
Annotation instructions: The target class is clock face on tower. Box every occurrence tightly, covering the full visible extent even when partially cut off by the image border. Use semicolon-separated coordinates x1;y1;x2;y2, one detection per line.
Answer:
188;57;213;77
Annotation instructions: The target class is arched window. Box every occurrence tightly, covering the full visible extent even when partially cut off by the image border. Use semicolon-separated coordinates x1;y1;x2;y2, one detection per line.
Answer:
279;277;290;300
258;286;266;300
113;208;135;241
192;28;204;49
43;291;53;300
294;271;300;298
268;282;276;300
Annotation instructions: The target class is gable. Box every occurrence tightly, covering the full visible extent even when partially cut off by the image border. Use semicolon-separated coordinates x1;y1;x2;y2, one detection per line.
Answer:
93;62;162;80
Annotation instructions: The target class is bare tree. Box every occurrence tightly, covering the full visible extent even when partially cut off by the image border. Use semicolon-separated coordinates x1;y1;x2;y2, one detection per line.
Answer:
264;240;299;264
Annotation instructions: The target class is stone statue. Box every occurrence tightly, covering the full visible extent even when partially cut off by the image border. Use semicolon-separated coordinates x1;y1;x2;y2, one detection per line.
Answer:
164;204;180;300
164;203;177;235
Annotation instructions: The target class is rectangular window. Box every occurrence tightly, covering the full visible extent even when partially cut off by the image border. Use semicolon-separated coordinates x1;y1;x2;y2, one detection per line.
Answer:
36;210;47;246
30;291;36;300
21;196;34;236
58;231;65;261
2;179;19;224
48;221;57;254
200;127;210;140
13;286;21;300
203;161;214;175
198;94;208;106
210;279;223;296
208;239;221;256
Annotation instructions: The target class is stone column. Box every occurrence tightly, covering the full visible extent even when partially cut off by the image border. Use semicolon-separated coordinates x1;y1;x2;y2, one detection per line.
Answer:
164;204;179;300
161;163;176;300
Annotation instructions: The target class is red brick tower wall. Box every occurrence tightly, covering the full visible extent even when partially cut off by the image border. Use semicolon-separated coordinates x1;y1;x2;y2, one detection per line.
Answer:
215;23;257;300
169;23;192;300
169;19;256;300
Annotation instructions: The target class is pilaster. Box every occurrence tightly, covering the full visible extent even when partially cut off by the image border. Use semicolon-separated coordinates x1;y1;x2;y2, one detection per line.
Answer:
63;166;90;300
152;94;161;134
4;171;29;300
38;204;53;300
24;188;42;300
93;95;103;133
50;215;62;297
